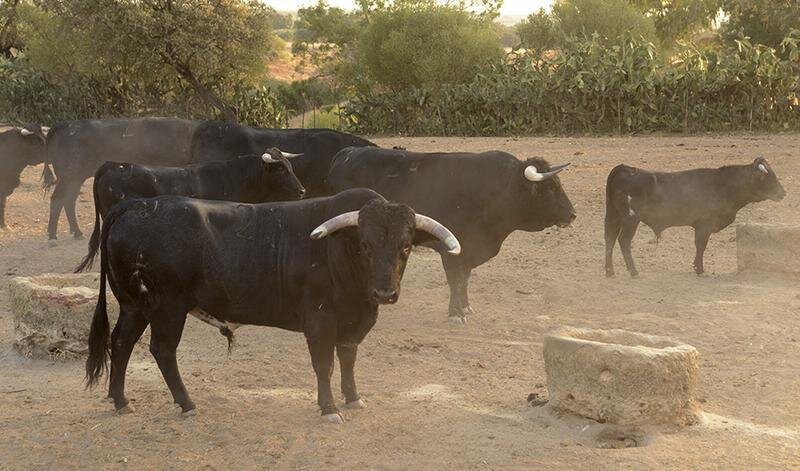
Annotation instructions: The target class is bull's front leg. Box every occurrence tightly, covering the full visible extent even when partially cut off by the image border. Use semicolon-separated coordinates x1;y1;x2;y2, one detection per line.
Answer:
305;322;341;423
0;195;6;228
693;227;712;275
336;310;376;410
442;256;473;323
336;344;365;409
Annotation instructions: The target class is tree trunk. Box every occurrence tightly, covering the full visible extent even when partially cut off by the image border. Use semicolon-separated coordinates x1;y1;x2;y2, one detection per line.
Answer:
173;62;237;123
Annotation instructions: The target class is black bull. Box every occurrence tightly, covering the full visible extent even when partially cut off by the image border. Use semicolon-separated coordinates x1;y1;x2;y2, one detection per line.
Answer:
85;188;460;422
604;157;786;277
43;118;375;241
74;149;306;273
326;147;576;322
0;125;46;228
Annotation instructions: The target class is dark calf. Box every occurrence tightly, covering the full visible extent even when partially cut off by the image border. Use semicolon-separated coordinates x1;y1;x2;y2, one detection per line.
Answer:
605;158;786;277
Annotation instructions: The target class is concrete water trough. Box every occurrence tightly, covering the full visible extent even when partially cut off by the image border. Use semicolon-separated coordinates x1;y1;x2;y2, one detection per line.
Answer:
8;273;118;360
543;327;700;427
737;223;800;274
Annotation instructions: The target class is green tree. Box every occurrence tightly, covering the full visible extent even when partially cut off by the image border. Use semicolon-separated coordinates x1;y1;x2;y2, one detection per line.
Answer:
516;0;657;51
294;0;503;92
358;3;503;90
0;0;23;57
516;9;560;52
554;0;657;43
37;0;276;121
629;0;721;46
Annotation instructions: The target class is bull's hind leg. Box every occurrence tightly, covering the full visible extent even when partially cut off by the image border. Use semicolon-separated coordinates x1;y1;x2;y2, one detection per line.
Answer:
618;217;641;278
336;344;365;409
63;180;86;239
148;311;195;415
604;209;623;277
46;180;68;242
108;307;148;413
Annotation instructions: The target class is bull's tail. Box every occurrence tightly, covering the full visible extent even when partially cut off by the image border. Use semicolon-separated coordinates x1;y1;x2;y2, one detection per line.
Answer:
40;123;62;191
605;164;636;217
75;165;107;272
84;201;129;388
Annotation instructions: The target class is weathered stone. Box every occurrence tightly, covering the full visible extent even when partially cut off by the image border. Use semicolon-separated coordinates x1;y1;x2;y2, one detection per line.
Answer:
543;326;700;426
8;273;118;360
737;223;800;274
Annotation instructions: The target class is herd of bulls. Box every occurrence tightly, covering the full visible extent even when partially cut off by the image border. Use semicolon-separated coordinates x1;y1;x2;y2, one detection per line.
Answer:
0;118;786;423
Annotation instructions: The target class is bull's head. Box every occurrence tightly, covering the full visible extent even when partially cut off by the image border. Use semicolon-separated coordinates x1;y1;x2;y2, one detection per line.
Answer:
519;157;577;230
260;148;306;200
310;200;460;305
750;157;785;202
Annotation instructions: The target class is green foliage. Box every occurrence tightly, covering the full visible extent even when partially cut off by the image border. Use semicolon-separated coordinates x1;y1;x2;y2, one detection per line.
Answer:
720;0;800;53
629;0;721;46
270;77;338;116
517;0;657;51
342;32;800;135
0;0;23;57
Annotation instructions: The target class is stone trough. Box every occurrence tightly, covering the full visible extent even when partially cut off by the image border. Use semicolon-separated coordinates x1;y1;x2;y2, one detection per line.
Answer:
8;273;118;360
543;327;700;427
737;223;800;274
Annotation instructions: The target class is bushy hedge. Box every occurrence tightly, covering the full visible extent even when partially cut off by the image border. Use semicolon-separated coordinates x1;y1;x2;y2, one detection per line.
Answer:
342;32;800;135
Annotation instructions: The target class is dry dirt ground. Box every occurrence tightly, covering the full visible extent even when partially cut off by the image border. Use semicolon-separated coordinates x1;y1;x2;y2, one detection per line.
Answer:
1;134;800;469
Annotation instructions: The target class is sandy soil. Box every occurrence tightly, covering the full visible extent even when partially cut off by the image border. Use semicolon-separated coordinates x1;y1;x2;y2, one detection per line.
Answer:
1;134;799;469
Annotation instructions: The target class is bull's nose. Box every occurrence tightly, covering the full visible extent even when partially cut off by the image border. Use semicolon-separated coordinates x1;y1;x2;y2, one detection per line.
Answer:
372;289;398;304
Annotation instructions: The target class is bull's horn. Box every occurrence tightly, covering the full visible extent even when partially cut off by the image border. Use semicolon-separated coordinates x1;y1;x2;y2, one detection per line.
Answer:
524;162;570;182
310;211;360;239
415;214;461;255
19;128;34;136
758;163;768;174
277;149;303;159
261;152;279;163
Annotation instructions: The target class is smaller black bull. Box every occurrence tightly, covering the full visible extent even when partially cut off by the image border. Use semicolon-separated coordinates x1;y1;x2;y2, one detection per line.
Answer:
0;125;46;228
190;121;377;197
75;148;305;273
604;157;786;277
85;188;460;422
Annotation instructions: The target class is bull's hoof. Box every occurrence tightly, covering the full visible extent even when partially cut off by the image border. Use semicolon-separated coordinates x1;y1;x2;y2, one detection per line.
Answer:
321;413;345;424
115;404;135;415
462;305;475;317
605;270;615;278
448;315;467;325
47;239;58;247
345;398;366;410
629;271;639;279
73;233;84;241
181;408;197;418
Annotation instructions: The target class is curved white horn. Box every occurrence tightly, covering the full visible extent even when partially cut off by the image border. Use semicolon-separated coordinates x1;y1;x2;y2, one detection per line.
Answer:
20;128;34;136
277;149;304;159
310;211;360;239
524;163;570;182
524;165;544;182
415;214;461;255
262;152;278;163
758;163;768;174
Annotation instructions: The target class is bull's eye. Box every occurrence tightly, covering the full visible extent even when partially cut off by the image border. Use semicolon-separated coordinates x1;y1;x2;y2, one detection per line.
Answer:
403;244;412;256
